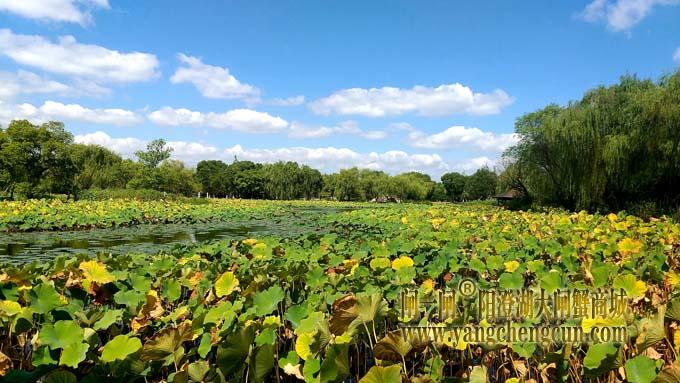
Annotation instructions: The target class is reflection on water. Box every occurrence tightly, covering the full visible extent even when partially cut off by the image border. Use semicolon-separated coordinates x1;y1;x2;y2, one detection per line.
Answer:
0;207;342;264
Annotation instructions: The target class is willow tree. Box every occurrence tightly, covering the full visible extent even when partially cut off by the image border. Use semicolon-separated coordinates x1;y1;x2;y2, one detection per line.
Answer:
505;70;680;211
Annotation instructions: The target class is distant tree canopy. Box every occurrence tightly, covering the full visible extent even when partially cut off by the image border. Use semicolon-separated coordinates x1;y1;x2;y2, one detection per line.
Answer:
0;120;75;199
440;168;498;201
135;139;173;168
0;120;459;202
501;69;680;212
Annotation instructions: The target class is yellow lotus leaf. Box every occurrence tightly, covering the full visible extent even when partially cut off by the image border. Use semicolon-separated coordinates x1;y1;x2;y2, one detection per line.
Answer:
295;332;316;361
613;274;647;299
607;213;618;222
263;315;282;328
243;238;258;246
675;330;680;354
401;216;408;225
391;256;414;271
581;316;625;332
667;271;680;288
617;237;642;255
369;258;390;270
79;260;115;284
431;218;446;229
214;271;239;298
504;261;520;273
334;331;354;344
421;279;435;294
0;300;21;317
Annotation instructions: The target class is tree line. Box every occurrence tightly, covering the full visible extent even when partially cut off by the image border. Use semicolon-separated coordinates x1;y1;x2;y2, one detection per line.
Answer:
499;68;680;214
0;119;502;202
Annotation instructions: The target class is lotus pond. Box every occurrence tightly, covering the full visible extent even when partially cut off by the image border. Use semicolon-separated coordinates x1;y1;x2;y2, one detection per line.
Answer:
1;201;680;383
0;205;342;264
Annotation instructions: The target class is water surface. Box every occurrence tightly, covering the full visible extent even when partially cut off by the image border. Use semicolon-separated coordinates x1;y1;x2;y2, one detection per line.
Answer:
0;207;340;264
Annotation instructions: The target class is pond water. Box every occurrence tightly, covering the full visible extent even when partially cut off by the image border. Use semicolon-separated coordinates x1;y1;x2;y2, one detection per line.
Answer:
0;207;339;265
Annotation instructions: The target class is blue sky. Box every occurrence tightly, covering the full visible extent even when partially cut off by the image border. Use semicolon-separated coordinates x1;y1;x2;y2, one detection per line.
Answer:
0;0;679;179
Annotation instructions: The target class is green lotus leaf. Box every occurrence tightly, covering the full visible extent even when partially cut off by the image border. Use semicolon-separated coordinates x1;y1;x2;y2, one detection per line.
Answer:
499;271;524;289
59;342;89;368
625;355;657;383
320;343;350;383
187;360;210;382
163;279;182;302
253;285;284;316
197;332;212;358
93;309;124;331
101;335;142;362
486;255;504;271
38;320;84;349
250;344;274;383
583;343;618;372
31;346;56;367
114;290;146;311
540;270;563;294
303;358;321;382
30;283;65;314
217;326;255;377
359;365;402;383
470;365;488;383
255;328;277;346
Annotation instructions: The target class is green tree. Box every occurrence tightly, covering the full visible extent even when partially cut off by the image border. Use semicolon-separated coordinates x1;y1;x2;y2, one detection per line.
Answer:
135;139;173;168
157;160;200;196
464;167;498;200
506;70;680;211
70;144;130;193
430;183;448;201
0;120;75;199
334;168;362;201
440;172;467;201
196;160;229;196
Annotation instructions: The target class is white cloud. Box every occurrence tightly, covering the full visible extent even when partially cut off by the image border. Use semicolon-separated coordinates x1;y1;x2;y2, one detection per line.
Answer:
452;156;496;174
409;126;519;152
0;100;142;126
147;107;288;133
0;70;71;99
674;47;680;62
0;70;111;99
0;29;159;83
388;122;417;132
74;131;145;156
289;121;387;140
270;95;305;106
579;0;680;31
309;83;513;117
223;146;449;176
0;0;109;25
170;54;260;100
71;131;458;176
